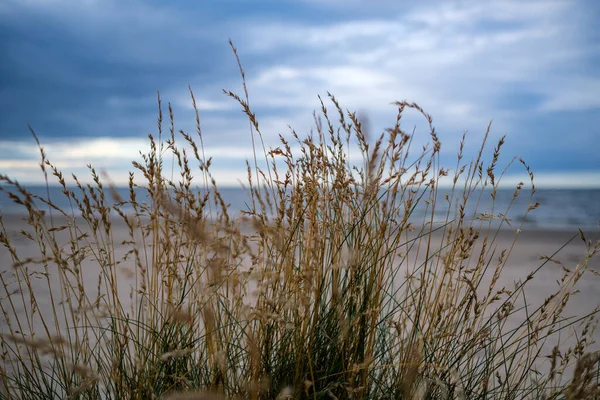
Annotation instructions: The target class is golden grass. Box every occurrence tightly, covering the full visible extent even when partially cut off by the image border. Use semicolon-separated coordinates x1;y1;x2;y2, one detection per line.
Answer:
0;43;599;399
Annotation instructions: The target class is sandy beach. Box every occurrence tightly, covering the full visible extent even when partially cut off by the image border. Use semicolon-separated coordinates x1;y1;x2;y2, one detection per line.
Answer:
1;213;599;386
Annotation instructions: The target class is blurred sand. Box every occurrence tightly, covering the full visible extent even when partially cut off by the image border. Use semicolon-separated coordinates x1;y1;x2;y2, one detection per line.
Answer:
1;214;599;383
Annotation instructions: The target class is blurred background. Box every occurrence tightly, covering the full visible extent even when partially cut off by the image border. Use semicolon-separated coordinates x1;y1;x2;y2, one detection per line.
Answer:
0;0;599;230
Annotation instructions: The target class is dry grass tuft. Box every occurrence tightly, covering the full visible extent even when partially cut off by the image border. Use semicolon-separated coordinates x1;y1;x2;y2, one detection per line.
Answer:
1;45;599;399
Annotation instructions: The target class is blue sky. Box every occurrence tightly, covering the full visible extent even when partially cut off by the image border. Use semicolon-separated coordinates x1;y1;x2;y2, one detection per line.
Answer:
1;0;599;188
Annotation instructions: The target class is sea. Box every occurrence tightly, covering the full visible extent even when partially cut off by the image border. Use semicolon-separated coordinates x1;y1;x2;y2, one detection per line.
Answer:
0;185;598;232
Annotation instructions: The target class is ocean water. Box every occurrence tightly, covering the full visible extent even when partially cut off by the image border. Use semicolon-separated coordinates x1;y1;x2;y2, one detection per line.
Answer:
0;185;598;231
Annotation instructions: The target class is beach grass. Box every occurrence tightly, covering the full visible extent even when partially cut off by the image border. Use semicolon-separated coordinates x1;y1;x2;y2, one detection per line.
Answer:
1;44;599;399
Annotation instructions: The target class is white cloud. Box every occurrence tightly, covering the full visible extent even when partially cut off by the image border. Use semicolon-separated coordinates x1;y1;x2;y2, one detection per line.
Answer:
6;163;598;189
2;0;597;188
0;160;73;169
496;171;600;189
2;131;598;188
0;166;249;187
539;78;600;112
0;132;380;187
44;138;151;160
0;141;40;158
232;0;595;148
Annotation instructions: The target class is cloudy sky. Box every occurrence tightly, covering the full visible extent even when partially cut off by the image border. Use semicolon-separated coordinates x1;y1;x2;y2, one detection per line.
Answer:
1;0;599;188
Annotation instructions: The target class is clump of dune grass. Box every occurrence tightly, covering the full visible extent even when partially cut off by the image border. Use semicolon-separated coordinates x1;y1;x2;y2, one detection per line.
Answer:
1;43;599;399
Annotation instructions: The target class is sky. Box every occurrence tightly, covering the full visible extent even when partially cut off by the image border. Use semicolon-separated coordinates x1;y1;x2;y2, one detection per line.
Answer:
0;0;599;188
